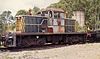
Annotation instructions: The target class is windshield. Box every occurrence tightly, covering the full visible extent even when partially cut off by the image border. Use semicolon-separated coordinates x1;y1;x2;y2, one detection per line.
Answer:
54;12;65;19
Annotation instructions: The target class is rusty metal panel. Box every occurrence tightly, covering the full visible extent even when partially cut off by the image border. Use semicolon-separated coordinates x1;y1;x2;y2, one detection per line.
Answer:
53;26;65;33
53;19;65;26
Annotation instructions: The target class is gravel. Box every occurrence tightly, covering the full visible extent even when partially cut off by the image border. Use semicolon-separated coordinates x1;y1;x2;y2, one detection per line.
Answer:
0;43;100;59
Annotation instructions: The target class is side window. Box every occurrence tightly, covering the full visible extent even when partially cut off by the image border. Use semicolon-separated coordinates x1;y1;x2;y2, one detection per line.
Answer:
60;13;65;19
54;12;61;19
49;11;52;18
54;12;58;19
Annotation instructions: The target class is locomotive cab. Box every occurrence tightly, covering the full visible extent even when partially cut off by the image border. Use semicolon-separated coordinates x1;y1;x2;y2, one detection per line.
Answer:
37;8;67;33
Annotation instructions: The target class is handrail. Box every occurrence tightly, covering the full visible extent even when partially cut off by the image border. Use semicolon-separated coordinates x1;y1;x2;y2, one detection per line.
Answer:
25;19;46;26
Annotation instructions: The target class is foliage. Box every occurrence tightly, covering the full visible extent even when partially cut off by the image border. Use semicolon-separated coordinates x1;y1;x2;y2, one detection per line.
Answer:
0;11;14;32
33;6;40;14
75;21;81;32
16;10;27;16
16;7;40;15
48;0;100;31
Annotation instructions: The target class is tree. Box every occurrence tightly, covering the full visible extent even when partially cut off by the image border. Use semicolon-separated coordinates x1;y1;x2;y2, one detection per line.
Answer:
16;10;27;16
16;7;40;15
48;0;100;31
33;6;40;14
0;11;14;32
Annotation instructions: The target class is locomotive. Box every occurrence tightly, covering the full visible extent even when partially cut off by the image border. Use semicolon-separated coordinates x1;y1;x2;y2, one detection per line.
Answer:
1;8;97;48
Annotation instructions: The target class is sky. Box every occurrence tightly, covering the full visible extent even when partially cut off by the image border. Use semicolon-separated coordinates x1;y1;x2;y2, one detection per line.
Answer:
0;0;60;16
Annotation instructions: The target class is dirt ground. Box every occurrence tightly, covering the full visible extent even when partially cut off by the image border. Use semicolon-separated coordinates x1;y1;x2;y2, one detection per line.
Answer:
0;43;100;59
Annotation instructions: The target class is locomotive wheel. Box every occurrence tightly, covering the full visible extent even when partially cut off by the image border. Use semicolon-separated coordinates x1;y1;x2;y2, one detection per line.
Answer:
37;38;46;46
52;40;59;45
68;37;73;45
52;42;59;45
78;37;86;44
16;38;22;47
63;37;69;44
21;39;30;47
73;36;80;44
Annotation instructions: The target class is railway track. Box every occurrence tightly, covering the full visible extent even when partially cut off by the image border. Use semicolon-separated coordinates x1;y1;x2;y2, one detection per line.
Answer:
0;42;89;52
0;44;68;52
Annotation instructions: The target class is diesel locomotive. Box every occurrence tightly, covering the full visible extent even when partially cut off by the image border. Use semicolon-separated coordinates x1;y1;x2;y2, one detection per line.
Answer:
1;8;97;48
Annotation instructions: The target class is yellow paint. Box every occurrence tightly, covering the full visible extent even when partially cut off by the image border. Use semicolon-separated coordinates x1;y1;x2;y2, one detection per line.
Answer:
16;17;24;33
